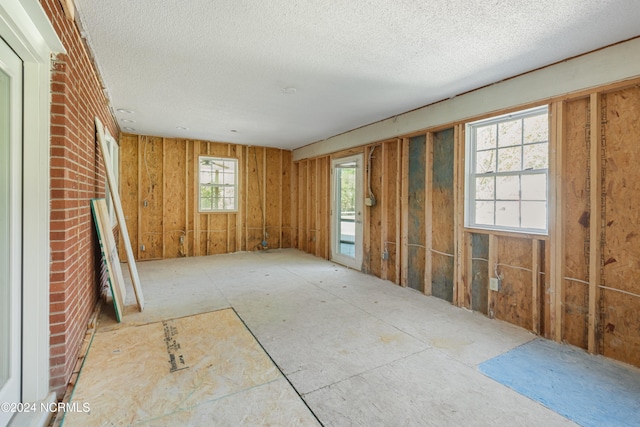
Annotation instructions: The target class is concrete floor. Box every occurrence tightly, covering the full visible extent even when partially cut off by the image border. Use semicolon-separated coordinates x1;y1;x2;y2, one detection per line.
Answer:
96;248;577;426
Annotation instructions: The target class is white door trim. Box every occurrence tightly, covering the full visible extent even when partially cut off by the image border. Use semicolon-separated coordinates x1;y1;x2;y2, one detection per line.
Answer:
0;0;64;403
0;34;23;426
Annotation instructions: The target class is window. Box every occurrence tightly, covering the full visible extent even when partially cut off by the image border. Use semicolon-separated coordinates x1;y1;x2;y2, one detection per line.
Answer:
198;156;238;212
465;106;549;233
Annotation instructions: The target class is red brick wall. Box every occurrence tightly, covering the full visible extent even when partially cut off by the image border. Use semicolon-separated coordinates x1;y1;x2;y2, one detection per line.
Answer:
41;0;119;397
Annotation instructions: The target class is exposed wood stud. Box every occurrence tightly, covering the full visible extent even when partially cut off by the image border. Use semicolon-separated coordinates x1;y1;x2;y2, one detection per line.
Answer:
395;138;401;285
279;150;284;248
291;162;298;249
400;138;409;287
137;135;143;260
227;144;231;253
162;138;166;260
363;146;371;272
236;145;244;251
380;142;389;280
588;92;602;354
453;124;466;306
549;100;565;342
532;239;541;334
263;147;267;245
245;146;249;251
194;141;201;256
185;141;189;257
305;160;315;254
464;232;473;309
424;133;434;295
315;158;320;256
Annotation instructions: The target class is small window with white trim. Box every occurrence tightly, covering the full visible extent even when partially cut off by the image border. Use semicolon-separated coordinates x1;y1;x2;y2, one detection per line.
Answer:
198;156;238;212
465;106;549;234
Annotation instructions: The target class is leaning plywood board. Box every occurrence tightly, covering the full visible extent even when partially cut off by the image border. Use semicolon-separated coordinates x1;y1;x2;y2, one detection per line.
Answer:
90;199;126;322
62;309;319;426
96;117;144;311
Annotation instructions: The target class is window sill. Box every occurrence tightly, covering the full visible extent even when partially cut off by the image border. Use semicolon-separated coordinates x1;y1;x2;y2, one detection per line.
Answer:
464;227;549;241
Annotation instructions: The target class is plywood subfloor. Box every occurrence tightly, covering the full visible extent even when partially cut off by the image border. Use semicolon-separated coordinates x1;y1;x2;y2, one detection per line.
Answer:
62;309;319;426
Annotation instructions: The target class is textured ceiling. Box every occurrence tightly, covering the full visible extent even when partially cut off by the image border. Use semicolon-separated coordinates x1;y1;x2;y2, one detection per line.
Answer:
74;0;640;150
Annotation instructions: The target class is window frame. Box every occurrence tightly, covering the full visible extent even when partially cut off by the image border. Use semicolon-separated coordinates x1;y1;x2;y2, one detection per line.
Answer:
104;130;119;226
198;156;238;213
464;105;549;235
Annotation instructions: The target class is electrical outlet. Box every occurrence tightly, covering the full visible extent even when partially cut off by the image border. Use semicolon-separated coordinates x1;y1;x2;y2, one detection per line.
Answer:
382;249;389;260
490;277;500;291
141;244;146;252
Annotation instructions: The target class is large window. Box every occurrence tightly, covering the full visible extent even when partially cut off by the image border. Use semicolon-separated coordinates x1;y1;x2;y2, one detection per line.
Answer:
198;156;238;212
465;106;549;233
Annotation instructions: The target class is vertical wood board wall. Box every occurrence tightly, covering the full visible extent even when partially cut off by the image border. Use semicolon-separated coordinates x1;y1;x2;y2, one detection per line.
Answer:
119;135;293;260
291;79;640;369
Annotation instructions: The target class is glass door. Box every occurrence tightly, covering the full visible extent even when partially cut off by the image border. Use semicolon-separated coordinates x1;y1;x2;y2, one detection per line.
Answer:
331;154;363;270
0;36;23;420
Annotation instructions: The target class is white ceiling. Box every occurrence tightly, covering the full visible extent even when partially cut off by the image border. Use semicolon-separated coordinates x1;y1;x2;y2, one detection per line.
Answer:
74;0;640;151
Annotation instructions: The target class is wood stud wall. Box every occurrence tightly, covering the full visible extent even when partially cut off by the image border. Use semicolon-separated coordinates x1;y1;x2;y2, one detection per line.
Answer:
117;80;640;369
119;135;293;260
291;79;640;369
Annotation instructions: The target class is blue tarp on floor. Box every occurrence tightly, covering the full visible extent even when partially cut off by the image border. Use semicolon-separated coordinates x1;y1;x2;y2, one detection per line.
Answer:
479;338;640;427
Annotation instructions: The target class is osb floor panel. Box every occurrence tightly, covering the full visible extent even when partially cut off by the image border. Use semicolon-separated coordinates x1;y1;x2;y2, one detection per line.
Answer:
69;249;608;425
62;309;319;426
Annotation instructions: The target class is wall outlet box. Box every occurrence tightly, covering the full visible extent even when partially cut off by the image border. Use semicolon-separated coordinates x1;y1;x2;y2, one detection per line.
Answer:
490;277;500;291
365;197;376;207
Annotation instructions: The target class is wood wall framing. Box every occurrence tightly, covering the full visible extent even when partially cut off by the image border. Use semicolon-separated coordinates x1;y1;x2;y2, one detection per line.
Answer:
118;79;640;370
119;135;293;260
289;79;640;369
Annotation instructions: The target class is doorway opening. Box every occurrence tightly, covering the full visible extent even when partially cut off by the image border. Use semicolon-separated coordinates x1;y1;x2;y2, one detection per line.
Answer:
331;154;363;270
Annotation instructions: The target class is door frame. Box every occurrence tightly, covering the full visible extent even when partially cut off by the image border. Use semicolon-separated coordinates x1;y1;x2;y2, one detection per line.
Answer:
0;0;64;403
0;31;23;420
330;154;364;270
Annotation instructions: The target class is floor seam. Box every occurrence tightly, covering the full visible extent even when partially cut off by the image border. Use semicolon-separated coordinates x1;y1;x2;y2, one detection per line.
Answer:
233;307;326;427
299;346;432;397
